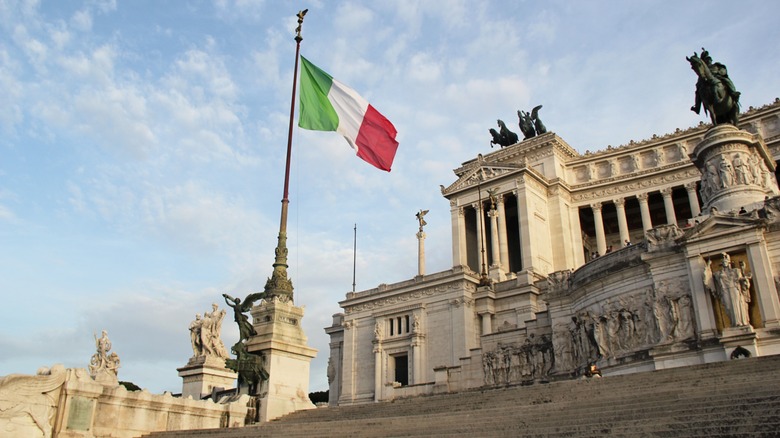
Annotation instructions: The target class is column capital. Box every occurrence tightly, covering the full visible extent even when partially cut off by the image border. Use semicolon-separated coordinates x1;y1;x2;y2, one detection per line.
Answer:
636;192;649;202
590;201;603;211
661;187;673;197
684;181;698;192
613;197;626;208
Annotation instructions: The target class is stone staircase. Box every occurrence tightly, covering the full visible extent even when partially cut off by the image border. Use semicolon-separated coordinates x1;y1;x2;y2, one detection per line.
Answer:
145;354;780;437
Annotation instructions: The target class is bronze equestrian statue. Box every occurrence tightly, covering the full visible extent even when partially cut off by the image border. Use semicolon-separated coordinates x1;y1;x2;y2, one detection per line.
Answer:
687;48;740;126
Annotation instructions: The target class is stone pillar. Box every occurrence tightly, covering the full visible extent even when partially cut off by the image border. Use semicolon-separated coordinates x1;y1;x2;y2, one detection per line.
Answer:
327;340;342;406
614;197;630;246
687;255;719;341
411;338;422;384
481;312;492;336
488;209;500;268
746;240;780;329
417;230;426;276
451;202;467;267
338;320;356;404
373;344;382;402
637;193;653;231
591;202;607;256
475;202;487;276
661;187;677;225
488;208;505;281
685;182;701;217
496;196;510;272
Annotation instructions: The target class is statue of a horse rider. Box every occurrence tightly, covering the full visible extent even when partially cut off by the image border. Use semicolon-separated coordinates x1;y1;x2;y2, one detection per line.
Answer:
687;48;740;126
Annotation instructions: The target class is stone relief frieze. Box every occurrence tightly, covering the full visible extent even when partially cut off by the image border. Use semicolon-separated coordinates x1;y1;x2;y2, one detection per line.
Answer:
344;282;474;315
699;149;777;204
482;333;553;385
551;283;694;376
571;168;701;202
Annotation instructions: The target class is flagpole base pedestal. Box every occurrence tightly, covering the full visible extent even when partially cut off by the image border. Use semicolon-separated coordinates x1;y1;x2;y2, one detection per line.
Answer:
246;297;317;421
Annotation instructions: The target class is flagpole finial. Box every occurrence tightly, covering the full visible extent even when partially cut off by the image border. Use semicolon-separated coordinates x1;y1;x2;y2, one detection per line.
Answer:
295;9;308;42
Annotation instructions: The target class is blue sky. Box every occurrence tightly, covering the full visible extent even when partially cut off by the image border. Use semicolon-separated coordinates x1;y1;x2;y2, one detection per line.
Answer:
1;0;779;394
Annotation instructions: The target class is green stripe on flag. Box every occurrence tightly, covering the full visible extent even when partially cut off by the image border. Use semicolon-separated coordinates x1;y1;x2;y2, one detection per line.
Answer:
299;56;339;131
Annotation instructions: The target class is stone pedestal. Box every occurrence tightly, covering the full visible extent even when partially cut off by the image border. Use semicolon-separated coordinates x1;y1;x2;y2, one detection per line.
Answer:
719;325;758;358
246;298;317;421
691;124;779;213
177;355;237;400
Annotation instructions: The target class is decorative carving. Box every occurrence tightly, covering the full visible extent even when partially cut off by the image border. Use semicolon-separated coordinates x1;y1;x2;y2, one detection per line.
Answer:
0;365;68;437
655;148;665;167
551;284;695;376
344;282;473;314
571;168;701;201
645;224;683;250
546;270;572;297
482;334;553;385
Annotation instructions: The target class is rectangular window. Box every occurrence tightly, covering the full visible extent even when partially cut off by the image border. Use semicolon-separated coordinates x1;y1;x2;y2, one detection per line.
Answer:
389;318;394;336
394;355;409;386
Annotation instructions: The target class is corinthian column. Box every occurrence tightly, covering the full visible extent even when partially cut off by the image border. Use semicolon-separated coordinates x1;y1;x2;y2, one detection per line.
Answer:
637;193;653;231
614;197;630;246
661;187;677;225
591;202;607;256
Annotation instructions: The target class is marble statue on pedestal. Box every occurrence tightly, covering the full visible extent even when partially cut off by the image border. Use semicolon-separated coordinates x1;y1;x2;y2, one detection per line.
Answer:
89;330;120;381
710;253;753;327
189;303;230;359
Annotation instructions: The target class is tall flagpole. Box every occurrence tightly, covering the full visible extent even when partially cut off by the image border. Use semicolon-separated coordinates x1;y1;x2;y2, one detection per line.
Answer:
352;224;357;293
264;9;308;303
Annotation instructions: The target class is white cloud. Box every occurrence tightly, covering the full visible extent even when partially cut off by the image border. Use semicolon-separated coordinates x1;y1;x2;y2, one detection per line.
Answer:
70;9;92;32
407;52;442;83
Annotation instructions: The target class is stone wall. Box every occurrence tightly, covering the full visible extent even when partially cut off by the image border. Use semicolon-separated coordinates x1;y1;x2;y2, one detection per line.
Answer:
0;364;249;438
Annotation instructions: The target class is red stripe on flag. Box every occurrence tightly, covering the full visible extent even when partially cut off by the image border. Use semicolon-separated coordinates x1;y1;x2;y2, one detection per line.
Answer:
355;104;399;172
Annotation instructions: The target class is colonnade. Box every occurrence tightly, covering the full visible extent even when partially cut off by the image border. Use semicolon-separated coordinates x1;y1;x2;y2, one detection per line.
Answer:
588;182;701;256
451;181;703;274
452;193;517;278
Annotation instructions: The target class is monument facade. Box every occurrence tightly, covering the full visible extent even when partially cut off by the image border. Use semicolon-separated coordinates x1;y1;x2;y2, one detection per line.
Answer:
326;98;780;405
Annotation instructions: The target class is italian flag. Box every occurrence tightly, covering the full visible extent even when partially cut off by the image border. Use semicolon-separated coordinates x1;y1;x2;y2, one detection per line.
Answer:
298;56;399;172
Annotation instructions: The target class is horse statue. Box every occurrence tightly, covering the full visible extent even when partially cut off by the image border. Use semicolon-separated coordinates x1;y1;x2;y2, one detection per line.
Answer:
517;105;547;139
489;119;519;148
687;48;740;126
